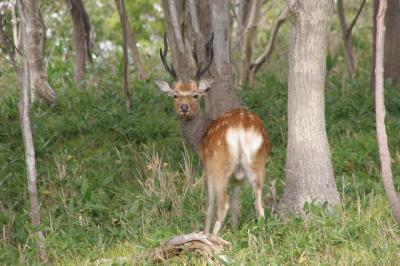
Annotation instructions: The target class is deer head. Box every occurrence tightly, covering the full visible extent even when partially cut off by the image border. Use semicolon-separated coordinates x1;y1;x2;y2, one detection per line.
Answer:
155;33;214;120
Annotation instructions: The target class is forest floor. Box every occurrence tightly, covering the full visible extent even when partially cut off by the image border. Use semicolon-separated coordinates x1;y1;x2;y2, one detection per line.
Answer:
1;72;400;265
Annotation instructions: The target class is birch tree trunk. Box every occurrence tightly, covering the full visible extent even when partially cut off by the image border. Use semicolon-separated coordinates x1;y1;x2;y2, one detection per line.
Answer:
383;0;400;85
66;0;92;84
374;0;400;223
17;0;48;262
23;0;57;104
277;0;340;215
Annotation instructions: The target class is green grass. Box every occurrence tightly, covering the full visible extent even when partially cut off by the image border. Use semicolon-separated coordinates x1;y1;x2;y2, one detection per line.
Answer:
1;70;400;265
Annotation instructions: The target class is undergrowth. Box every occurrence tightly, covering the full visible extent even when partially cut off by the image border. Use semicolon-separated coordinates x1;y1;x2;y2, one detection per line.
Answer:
0;71;400;265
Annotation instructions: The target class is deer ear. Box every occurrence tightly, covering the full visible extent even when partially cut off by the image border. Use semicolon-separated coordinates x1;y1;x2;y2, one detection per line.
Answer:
198;78;214;94
155;80;173;95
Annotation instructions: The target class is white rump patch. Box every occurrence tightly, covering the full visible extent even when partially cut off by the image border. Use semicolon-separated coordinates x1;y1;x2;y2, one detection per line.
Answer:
225;127;263;166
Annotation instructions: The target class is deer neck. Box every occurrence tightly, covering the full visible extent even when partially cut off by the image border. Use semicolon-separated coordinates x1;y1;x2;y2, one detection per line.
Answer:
180;112;214;154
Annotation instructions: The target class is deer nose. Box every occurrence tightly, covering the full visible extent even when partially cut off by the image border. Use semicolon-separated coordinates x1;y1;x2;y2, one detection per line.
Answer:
180;104;189;113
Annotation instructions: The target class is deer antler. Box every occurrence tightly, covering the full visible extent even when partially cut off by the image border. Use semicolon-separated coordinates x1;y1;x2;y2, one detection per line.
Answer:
160;33;178;79
195;33;214;81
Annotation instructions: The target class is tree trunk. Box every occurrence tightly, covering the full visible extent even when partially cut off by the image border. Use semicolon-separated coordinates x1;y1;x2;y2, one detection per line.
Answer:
162;0;190;82
115;0;132;110
248;7;289;87
374;0;400;223
337;0;356;77
208;0;241;119
114;0;146;80
372;0;379;91
22;0;57;104
235;0;251;52
384;0;400;85
16;0;48;262
66;0;92;84
241;0;263;85
277;0;340;215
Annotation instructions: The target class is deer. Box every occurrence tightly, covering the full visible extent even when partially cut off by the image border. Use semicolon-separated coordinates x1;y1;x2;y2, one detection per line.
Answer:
155;33;270;235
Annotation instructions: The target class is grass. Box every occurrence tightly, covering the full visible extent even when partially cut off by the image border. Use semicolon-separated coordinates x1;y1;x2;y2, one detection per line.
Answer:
1;69;400;265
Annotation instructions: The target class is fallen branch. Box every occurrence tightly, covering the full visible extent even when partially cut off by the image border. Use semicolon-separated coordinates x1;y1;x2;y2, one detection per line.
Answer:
148;232;230;263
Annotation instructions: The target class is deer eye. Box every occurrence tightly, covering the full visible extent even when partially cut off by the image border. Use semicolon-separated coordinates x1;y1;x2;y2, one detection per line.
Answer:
173;95;178;99
193;94;199;99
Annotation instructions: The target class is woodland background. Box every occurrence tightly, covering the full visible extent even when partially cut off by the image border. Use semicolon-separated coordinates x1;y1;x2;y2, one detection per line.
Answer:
0;0;400;264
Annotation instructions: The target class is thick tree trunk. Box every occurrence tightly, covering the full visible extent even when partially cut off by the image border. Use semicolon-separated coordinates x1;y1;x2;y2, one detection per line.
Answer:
23;0;57;104
384;0;400;85
277;0;340;215
115;0;132;110
208;0;241;119
17;0;48;262
374;0;400;223
66;0;92;84
241;0;262;85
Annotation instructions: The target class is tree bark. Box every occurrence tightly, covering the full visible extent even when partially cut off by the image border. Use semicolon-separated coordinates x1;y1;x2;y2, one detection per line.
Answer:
16;0;48;262
248;7;289;87
374;0;400;223
22;0;57;104
277;0;340;215
383;0;400;85
66;0;92;84
241;0;263;85
115;0;132;110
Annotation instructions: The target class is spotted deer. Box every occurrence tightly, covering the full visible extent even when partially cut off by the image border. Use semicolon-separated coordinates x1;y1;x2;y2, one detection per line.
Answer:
155;34;270;235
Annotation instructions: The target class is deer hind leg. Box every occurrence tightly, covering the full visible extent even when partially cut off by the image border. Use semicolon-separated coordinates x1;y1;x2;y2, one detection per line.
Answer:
210;166;233;235
204;177;215;234
245;165;265;219
213;184;229;235
230;183;241;227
